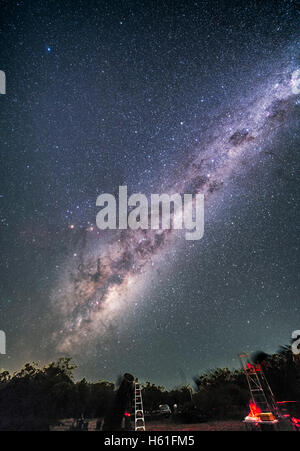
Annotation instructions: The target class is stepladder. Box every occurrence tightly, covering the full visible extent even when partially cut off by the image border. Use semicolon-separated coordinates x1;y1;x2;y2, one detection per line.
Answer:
240;353;278;417
134;381;146;431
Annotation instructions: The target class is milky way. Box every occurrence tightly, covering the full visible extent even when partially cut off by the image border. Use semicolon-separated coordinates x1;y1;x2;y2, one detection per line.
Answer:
2;0;300;385
52;63;299;352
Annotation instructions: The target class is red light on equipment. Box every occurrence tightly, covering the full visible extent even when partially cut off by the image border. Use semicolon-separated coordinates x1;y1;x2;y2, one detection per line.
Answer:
249;402;261;419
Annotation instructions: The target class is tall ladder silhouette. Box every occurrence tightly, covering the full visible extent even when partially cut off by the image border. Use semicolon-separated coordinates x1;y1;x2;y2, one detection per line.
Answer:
240;353;278;416
134;381;146;431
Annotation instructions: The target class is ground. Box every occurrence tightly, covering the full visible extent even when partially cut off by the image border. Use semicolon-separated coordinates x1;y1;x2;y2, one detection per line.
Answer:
50;418;245;431
146;419;244;431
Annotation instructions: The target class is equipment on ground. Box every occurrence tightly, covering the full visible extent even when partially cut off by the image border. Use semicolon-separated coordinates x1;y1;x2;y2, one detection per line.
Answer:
240;353;280;430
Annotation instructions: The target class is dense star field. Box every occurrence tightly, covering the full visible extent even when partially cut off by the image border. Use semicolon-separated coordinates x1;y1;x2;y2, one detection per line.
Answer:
0;1;300;387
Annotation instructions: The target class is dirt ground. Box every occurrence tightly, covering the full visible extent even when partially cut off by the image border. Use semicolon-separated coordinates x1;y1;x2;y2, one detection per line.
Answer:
146;419;245;431
50;418;245;431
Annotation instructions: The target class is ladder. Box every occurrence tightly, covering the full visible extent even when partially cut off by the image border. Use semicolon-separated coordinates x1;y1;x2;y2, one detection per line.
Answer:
240;353;278;416
134;381;146;431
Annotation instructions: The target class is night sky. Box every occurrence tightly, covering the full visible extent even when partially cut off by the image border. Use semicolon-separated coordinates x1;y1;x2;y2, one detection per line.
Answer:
1;0;300;388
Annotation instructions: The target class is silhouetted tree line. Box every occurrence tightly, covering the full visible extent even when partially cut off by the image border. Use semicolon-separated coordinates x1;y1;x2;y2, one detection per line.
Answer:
0;358;114;430
0;347;299;430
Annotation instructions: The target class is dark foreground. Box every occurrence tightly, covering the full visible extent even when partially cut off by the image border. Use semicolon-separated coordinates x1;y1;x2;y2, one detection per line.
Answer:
50;418;244;431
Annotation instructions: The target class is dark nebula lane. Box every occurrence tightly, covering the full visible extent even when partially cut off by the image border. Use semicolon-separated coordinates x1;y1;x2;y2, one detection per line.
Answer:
51;61;300;353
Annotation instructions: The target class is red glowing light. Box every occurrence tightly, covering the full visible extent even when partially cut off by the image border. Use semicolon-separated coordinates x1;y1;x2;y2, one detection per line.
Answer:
249;402;261;418
124;412;131;417
247;363;262;372
291;417;300;425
